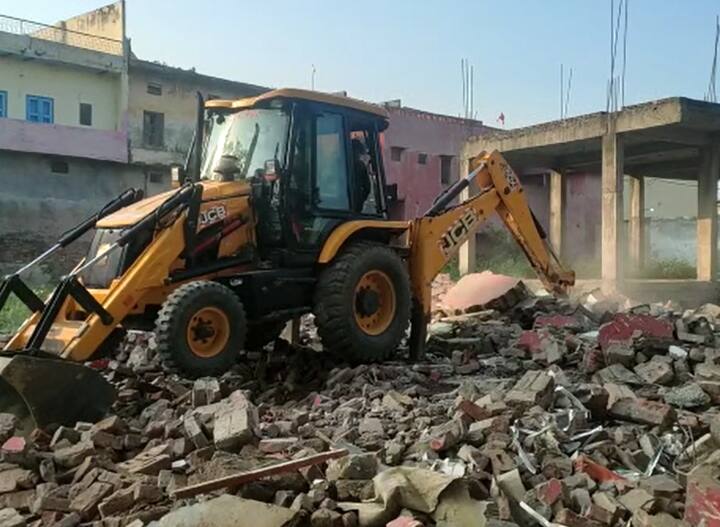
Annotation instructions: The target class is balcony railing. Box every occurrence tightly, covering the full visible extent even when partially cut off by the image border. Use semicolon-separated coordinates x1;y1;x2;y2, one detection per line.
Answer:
0;14;123;55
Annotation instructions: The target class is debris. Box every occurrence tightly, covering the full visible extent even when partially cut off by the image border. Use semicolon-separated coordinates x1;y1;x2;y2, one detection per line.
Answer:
634;360;674;385
685;454;720;527
0;278;713;526
608;398;676;427
172;449;349;499
663;383;711;408
504;371;555;409
442;271;527;312
213;392;259;450
156;494;300;527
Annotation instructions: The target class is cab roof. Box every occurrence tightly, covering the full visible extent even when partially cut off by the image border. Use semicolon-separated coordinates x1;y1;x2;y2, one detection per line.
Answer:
205;88;390;121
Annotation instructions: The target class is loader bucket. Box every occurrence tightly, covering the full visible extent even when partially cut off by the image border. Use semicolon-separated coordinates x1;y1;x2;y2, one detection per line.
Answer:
0;355;115;431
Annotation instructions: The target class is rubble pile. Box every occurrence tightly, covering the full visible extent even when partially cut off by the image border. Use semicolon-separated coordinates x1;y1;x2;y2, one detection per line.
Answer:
0;280;720;526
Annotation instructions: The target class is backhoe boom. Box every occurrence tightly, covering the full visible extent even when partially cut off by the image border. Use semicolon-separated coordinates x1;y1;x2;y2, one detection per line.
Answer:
407;150;575;358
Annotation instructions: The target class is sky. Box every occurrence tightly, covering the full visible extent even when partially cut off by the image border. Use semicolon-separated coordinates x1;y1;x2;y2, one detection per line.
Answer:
4;0;720;127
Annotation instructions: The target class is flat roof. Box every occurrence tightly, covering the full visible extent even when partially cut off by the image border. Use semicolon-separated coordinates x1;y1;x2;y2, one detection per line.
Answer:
464;97;720;179
130;57;269;95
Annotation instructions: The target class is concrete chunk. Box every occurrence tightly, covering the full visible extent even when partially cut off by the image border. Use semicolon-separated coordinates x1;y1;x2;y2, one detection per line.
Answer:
0;508;25;527
634;361;674;385
664;383;711;408
618;488;654;514
213;392;259;451
156;494;300;526
504;370;554;409
605;344;635;367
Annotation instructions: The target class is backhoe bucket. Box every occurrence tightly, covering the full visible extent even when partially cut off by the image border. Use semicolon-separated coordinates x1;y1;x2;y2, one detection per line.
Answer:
0;355;115;431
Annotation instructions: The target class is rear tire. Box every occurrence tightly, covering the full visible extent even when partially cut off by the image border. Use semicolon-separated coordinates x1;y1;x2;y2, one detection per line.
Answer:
314;242;410;363
155;280;246;377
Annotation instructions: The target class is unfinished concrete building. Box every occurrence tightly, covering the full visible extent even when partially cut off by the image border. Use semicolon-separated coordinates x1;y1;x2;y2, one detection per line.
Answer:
462;97;720;304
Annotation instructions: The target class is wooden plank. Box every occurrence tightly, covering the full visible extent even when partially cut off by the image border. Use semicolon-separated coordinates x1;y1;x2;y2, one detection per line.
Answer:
171;449;349;499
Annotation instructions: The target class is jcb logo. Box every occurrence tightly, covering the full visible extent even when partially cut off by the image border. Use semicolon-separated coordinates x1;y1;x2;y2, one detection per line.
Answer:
439;210;478;256
199;205;227;226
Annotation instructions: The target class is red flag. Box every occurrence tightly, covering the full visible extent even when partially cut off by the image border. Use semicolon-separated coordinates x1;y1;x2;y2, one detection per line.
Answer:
496;112;506;126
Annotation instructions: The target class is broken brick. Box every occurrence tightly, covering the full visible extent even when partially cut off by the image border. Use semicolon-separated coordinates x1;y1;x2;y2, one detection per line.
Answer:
609;398;675;427
69;481;113;519
504;370;555;409
258;438;298;454
535;478;565;506
0;469;35;494
598;314;673;350
53;441;96;469
118;444;171;475
634;361;674;385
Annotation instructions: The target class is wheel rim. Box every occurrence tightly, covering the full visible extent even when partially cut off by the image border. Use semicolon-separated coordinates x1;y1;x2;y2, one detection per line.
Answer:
353;270;396;336
186;306;230;358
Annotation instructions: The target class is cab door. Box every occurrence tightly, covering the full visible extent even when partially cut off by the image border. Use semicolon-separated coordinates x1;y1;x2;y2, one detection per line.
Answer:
282;104;354;262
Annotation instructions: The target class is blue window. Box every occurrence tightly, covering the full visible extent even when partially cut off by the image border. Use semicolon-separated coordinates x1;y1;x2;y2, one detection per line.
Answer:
26;95;53;123
0;91;6;118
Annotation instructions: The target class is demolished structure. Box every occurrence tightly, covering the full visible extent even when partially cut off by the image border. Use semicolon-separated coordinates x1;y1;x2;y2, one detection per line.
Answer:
0;275;717;526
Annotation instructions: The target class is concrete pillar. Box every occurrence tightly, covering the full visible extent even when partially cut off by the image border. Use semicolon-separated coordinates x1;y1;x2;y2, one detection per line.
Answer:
118;38;130;135
458;157;477;275
601;130;624;292
628;175;645;273
549;170;563;255
697;142;720;281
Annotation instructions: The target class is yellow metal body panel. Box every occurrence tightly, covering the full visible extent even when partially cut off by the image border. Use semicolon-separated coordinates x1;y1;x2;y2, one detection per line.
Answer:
62;215;188;361
317;220;411;263
205;88;390;119
99;181;251;229
409;191;501;314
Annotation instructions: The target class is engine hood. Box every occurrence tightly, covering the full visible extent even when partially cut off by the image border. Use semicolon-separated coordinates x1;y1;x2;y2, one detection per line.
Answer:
97;181;251;228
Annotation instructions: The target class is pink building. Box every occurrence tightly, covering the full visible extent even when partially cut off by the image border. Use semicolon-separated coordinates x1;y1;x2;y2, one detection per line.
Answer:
380;102;493;219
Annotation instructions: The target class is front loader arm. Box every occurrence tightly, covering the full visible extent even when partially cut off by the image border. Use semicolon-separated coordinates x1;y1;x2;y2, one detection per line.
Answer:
407;150;574;359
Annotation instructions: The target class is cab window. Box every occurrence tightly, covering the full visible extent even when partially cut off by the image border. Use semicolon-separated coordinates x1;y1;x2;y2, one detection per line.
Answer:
315;113;350;210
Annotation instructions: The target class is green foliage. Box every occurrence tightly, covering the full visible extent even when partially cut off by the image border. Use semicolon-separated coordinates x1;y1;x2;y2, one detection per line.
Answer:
474;228;534;278
442;257;461;281
0;287;50;334
633;258;696;279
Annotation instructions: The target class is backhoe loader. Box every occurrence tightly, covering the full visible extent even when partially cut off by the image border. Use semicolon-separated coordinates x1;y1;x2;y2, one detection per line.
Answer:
0;88;574;429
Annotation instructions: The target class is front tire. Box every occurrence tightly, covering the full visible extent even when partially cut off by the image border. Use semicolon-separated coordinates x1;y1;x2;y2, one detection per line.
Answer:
155;280;246;377
314;242;411;363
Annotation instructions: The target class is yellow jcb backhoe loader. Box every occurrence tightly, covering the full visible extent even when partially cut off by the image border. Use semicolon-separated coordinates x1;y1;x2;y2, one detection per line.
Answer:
0;88;574;429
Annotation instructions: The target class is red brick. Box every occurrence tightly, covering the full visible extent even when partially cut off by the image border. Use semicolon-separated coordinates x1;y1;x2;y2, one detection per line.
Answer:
598;314;672;350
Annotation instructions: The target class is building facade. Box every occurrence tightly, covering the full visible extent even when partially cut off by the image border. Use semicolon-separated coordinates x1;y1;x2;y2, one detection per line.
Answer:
127;58;267;181
380;102;492;219
0;1;268;276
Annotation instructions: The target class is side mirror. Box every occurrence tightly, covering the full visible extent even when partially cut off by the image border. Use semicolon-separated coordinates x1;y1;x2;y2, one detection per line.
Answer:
384;183;398;204
171;165;186;188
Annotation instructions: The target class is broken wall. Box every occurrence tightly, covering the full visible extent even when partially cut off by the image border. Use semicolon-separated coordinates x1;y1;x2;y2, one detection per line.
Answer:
0;150;162;279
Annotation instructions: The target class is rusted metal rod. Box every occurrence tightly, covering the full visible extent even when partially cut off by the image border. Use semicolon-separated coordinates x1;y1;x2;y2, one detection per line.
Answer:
171;449;349;499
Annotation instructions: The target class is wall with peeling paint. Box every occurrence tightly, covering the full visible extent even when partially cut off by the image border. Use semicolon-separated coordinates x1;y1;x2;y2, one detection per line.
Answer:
382;106;493;219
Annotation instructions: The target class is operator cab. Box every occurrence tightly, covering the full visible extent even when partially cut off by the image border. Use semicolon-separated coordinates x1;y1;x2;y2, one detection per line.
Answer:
200;89;392;266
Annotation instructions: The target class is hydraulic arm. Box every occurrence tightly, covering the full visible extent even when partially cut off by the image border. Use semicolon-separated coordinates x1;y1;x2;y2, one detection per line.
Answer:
407;150;575;357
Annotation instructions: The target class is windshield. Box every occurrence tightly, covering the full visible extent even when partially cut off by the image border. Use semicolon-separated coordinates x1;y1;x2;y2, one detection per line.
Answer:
200;108;290;181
